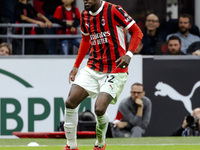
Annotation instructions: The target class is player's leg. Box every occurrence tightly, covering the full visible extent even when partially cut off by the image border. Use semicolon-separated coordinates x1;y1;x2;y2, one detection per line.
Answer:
93;72;128;149
64;84;89;149
64;67;99;149
94;92;112;149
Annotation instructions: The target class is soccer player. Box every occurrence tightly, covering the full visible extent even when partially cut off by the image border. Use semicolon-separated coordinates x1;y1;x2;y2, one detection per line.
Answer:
63;0;143;150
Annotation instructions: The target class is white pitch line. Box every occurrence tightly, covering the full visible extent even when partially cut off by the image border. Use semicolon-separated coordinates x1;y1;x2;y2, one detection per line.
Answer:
1;143;200;147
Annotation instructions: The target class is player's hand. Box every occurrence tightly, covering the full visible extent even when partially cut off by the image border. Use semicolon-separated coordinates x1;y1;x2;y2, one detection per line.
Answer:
69;67;78;84
135;98;143;107
116;55;131;69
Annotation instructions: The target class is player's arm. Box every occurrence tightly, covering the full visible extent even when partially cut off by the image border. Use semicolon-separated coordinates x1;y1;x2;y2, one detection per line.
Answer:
69;34;90;83
127;23;143;55
116;23;143;68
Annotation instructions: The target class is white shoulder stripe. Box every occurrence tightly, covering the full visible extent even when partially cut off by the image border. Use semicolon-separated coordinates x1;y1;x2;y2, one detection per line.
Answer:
116;26;126;51
125;20;135;30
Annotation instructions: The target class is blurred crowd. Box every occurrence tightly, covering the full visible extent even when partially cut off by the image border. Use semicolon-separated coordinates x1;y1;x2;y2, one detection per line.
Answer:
0;0;200;56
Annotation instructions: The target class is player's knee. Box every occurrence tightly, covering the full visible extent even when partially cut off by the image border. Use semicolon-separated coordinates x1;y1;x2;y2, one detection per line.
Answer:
65;98;77;109
95;107;105;116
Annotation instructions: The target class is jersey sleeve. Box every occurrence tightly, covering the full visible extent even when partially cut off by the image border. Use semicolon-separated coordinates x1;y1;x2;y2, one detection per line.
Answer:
74;34;90;68
113;5;135;30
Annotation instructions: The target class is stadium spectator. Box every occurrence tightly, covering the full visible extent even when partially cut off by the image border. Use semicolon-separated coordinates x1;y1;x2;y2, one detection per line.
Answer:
165;18;200;37
171;108;200;136
52;0;81;55
39;0;62;54
166;13;200;54
62;0;143;150
0;42;12;55
13;0;53;54
111;83;152;137
140;13;166;55
165;35;184;55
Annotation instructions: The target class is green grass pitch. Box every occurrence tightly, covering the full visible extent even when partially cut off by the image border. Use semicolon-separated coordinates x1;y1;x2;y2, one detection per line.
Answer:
1;137;200;150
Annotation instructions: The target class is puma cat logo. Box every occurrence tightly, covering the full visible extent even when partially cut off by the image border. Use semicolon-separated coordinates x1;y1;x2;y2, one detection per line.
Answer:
154;81;200;114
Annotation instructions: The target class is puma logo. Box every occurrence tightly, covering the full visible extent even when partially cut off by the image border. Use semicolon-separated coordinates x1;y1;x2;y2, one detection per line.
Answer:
109;84;113;90
154;81;200;114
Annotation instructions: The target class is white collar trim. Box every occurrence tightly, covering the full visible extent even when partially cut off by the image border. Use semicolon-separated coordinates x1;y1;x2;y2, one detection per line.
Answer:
89;1;105;16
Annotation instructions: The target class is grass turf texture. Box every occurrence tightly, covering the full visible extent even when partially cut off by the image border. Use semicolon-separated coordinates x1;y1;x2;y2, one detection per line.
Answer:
1;137;200;150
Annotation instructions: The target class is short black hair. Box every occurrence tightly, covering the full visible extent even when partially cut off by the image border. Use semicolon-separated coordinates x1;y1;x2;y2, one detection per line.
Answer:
131;82;145;91
167;35;181;44
179;13;193;24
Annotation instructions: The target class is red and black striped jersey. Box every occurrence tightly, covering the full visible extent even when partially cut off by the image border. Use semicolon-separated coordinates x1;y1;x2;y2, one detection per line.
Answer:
80;1;135;73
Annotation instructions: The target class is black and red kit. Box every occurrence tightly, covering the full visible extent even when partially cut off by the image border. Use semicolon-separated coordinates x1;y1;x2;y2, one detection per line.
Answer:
76;1;142;73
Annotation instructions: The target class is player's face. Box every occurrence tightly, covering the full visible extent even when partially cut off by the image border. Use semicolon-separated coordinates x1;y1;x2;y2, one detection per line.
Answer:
145;14;160;31
130;85;145;101
178;17;191;34
0;46;9;55
167;40;181;55
83;0;101;12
